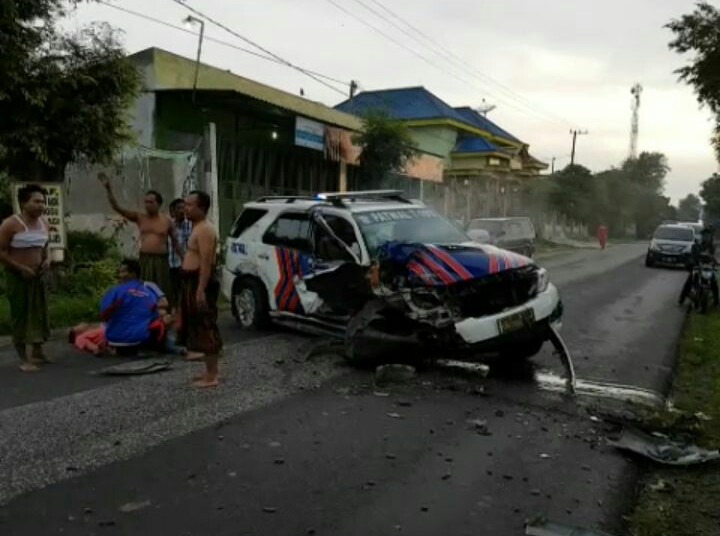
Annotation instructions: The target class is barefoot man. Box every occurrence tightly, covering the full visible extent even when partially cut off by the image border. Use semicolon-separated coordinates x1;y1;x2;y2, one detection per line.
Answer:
98;173;180;298
178;190;223;388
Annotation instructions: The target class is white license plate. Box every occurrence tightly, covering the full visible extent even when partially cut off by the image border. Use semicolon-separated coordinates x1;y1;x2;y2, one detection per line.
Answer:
498;309;536;334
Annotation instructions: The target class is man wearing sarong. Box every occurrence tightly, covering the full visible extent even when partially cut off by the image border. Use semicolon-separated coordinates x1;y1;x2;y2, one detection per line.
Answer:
97;172;180;298
177;190;223;388
0;184;51;372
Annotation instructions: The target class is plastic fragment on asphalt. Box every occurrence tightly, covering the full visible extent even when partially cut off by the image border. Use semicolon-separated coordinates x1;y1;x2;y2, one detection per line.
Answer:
386;412;403;419
467;419;492;436
119;501;151;513
97;359;172;376
435;359;489;377
608;426;720;465
525;517;617;536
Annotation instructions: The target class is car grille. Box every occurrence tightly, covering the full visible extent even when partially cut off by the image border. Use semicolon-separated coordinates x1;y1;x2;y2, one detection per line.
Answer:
450;267;539;318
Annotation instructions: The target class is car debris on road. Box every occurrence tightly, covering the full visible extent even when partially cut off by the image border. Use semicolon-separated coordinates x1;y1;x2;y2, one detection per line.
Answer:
525;517;618;536
95;359;172;376
608;426;720;465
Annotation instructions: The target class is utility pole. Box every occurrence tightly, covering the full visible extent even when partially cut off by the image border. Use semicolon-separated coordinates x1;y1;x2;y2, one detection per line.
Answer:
569;129;588;165
349;80;358;99
551;157;556;174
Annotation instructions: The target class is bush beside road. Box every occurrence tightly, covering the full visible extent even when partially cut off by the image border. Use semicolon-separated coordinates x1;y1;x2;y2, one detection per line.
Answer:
628;312;720;535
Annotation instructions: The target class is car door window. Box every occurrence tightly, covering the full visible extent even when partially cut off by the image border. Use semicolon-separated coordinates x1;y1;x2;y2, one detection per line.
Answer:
313;214;360;262
508;222;523;239
230;208;267;238
263;213;312;252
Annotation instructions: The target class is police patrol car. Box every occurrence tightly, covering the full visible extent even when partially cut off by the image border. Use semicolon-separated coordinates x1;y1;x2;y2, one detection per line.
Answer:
221;191;563;363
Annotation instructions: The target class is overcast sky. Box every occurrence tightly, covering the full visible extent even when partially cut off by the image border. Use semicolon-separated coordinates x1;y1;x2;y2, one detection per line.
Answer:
68;0;719;203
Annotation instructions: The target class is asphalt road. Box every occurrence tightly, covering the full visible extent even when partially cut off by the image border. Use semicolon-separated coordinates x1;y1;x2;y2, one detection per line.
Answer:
0;243;689;536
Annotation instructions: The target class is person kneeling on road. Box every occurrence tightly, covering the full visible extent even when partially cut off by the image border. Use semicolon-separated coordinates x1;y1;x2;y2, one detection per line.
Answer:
100;258;185;356
679;227;719;306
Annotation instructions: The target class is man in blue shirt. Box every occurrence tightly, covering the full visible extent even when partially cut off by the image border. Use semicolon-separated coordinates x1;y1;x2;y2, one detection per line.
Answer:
168;198;192;309
100;259;163;353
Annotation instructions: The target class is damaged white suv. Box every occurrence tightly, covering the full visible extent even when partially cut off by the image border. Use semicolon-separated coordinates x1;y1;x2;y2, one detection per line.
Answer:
221;191;563;364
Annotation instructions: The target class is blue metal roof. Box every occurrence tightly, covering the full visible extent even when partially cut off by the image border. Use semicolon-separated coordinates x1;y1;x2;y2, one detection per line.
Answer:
453;107;521;143
336;86;467;122
335;87;521;144
453;137;501;154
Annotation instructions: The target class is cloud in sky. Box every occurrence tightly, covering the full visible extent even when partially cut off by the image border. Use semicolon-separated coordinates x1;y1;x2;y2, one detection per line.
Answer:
68;0;719;202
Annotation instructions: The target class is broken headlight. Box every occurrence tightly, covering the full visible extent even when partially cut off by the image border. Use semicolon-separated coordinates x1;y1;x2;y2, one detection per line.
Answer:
536;267;550;294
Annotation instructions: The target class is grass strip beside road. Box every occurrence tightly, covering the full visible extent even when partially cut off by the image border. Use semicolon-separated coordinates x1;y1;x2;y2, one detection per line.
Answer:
628;313;720;535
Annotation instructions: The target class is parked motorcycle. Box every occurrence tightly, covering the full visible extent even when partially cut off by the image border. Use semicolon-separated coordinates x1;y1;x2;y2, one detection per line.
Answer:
688;254;717;314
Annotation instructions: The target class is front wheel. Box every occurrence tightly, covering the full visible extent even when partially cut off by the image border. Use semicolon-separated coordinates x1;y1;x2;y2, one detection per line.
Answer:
700;288;710;314
645;255;654;268
232;278;270;329
499;339;545;361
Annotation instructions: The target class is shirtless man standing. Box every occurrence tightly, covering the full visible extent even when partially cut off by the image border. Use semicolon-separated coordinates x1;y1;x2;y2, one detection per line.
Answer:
177;190;223;388
98;172;179;298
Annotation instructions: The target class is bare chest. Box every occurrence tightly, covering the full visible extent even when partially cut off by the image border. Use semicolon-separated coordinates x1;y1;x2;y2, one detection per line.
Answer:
138;217;169;237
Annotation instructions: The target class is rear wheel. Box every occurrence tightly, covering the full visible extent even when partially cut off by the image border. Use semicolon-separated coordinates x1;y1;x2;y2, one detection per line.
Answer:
232;278;270;329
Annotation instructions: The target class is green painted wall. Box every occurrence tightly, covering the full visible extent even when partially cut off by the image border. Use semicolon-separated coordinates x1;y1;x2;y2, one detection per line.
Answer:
153;93;294;150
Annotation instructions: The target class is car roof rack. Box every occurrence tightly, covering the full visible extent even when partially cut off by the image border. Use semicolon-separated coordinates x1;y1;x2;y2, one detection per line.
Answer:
255;195;320;204
316;190;413;206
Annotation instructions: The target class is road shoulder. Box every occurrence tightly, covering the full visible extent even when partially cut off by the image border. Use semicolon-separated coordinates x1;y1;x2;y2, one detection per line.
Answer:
628;311;720;535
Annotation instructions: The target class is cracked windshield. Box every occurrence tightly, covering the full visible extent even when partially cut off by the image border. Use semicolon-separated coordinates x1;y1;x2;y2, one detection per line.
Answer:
3;1;720;535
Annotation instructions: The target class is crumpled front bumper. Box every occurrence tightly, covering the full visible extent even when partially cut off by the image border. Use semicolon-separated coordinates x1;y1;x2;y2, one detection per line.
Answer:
453;284;562;345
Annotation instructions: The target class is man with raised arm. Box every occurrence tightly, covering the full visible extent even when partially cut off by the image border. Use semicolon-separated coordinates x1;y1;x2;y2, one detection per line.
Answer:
97;172;180;299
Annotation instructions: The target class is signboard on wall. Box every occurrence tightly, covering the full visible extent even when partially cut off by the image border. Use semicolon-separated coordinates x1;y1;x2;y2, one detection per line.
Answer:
295;116;325;151
11;182;66;252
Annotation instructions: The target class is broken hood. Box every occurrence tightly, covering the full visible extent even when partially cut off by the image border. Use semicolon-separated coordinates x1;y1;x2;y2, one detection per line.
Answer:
377;241;534;287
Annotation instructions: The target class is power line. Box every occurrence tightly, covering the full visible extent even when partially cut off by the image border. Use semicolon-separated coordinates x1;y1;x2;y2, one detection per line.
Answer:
98;1;350;88
169;0;349;97
324;0;540;122
345;0;572;127
363;0;571;126
325;0;563;126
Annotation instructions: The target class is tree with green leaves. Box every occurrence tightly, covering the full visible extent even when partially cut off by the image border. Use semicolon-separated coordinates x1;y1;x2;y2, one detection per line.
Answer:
354;111;419;183
668;2;720;159
0;0;140;182
621;152;669;194
700;173;720;221
677;193;703;221
547;164;597;224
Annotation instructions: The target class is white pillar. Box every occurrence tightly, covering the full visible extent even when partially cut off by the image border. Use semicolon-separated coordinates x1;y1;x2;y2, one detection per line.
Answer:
206;122;219;234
